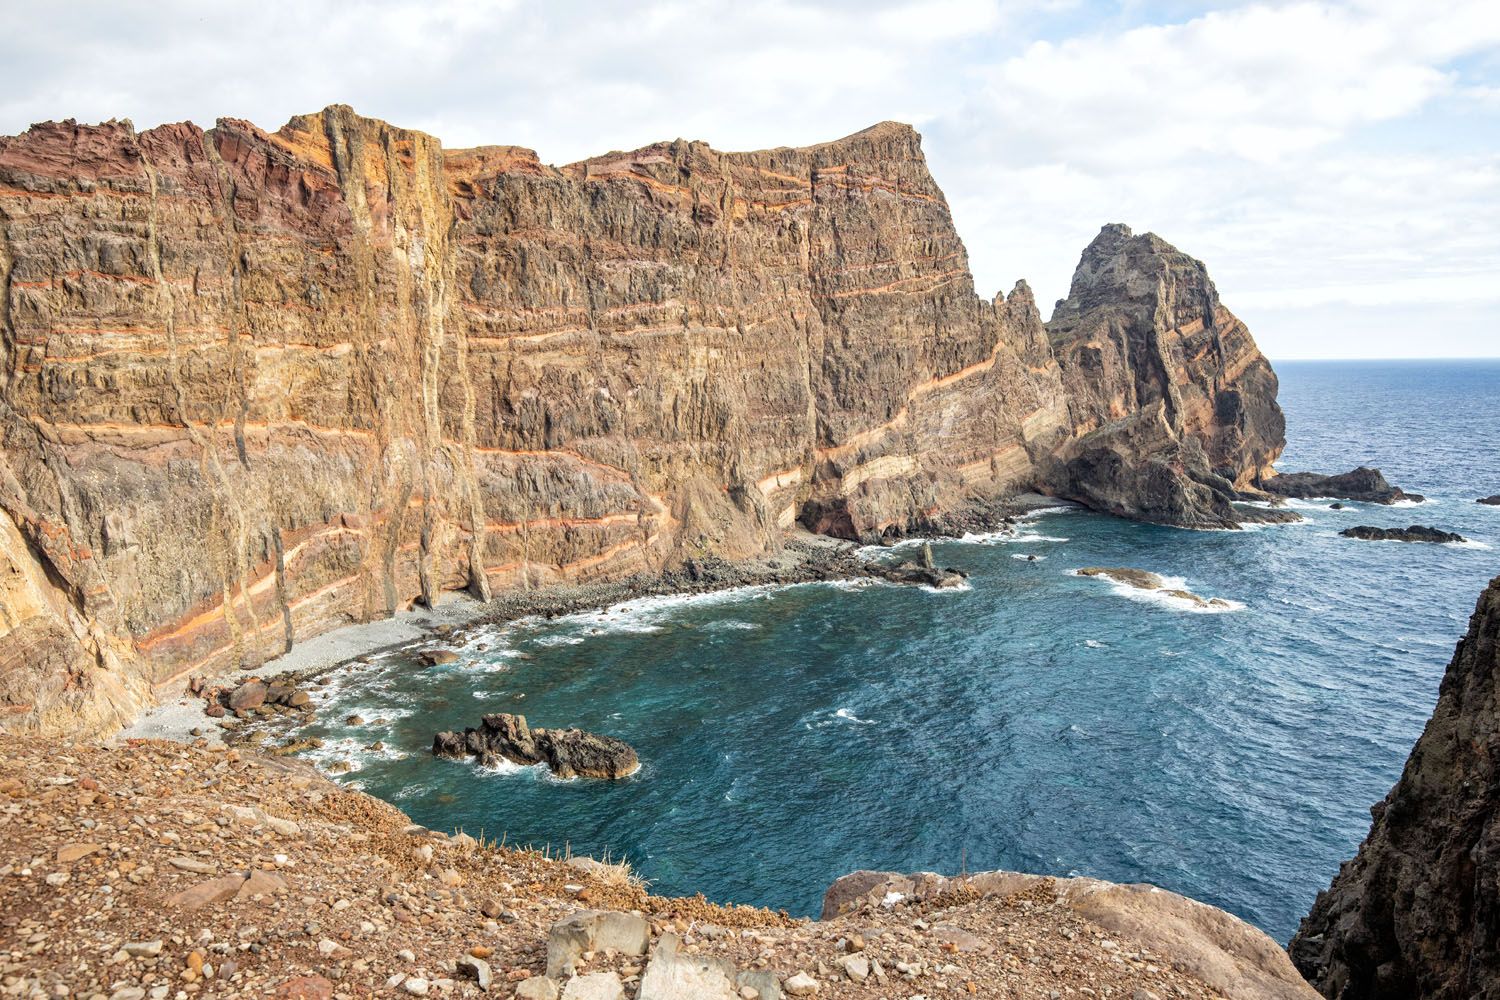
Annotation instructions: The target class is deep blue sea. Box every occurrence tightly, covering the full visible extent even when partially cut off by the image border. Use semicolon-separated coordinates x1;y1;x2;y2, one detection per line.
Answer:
303;360;1500;943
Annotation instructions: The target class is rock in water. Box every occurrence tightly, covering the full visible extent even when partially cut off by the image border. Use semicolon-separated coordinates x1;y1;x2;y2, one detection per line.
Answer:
1478;495;1500;506
1263;467;1424;504
433;714;639;779
1339;525;1465;544
1043;224;1287;530
1291;576;1500;999
1076;567;1166;591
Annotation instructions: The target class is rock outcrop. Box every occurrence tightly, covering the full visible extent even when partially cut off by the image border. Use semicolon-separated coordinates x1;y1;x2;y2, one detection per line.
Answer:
1042;224;1288;529
0;108;1284;734
1264;467;1423;505
1074;566;1233;609
823;869;1319;1000
433;712;639;779
1339;525;1465;544
1478;495;1500;506
1291;576;1500;999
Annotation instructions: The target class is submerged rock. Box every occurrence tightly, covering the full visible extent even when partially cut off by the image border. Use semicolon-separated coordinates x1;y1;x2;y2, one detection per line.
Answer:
1263;467;1424;504
433;713;639;779
1339;525;1465;544
1292;576;1500;998
1076;568;1230;608
1077;567;1163;590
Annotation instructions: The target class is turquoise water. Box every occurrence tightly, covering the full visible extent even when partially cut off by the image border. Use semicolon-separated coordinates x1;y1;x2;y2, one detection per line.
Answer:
303;360;1500;943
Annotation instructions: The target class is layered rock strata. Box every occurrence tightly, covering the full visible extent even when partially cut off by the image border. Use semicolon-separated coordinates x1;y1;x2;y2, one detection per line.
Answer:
0;107;1285;733
1042;224;1288;529
1291;576;1500;998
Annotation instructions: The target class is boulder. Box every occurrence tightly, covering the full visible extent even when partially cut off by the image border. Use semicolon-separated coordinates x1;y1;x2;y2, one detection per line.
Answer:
417;648;461;666
1340;524;1466;544
434;714;639;780
1263;467;1423;504
455;954;491;992
560;974;624;1000
545;910;650;979
1479;495;1500;506
514;979;560;1000
637;934;739;1000
227;680;268;712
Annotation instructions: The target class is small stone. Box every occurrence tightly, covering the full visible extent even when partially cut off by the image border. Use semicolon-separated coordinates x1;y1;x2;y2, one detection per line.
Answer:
456;954;492;991
514;978;559;1000
57;842;102;863
839;954;870;982
169;856;216;874
782;972;818;996
124;940;164;958
560;972;624;1000
166;875;245;910
403;978;430;996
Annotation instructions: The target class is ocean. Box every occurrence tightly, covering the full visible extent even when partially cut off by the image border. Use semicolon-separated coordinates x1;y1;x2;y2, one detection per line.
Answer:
297;359;1500;943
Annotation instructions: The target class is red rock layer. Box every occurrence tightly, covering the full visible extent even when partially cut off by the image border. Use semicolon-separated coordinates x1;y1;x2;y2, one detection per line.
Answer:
0;108;1277;734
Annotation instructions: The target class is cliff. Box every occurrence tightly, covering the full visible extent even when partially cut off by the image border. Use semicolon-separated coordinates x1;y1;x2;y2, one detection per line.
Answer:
0;107;1283;734
1044;224;1286;528
1290;575;1500;999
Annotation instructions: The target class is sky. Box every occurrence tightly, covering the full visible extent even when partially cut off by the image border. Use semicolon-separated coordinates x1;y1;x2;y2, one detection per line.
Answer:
2;0;1496;359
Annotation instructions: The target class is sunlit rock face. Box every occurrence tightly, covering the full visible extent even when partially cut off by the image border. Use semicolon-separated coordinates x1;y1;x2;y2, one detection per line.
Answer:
0;108;1280;733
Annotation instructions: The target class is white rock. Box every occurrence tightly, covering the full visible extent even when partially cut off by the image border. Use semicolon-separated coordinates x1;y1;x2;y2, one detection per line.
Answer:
561;972;625;1000
403;977;430;995
782;972;818;996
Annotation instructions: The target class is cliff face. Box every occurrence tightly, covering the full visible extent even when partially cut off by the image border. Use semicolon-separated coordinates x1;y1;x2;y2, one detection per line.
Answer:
1291;576;1500;999
1044;224;1285;528
0;107;1280;733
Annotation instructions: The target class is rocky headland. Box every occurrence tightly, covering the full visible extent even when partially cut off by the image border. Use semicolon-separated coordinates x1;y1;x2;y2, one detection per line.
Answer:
0;106;1295;737
1291;575;1500;999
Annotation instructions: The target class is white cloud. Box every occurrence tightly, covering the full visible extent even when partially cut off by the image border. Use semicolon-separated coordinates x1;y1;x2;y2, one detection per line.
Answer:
1;0;1497;358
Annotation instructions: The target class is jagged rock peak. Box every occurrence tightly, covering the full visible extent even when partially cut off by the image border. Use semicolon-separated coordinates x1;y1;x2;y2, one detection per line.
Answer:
1291;575;1500;999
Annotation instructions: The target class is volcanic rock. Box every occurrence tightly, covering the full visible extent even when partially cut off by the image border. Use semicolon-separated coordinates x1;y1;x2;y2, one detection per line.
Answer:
0;108;1286;735
1292;576;1500;999
434;713;639;779
1042;225;1287;529
1263;467;1423;504
1339;525;1465;544
1479;495;1500;506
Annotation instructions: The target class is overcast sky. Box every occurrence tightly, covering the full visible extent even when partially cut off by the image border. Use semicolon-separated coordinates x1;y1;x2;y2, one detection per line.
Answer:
3;0;1496;358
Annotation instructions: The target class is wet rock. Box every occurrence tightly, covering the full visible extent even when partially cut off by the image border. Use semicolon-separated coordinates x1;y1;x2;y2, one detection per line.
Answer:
1076;567;1163;590
1263;467;1423;504
417;649;461;667
867;543;968;589
1478;495;1500;505
435;714;640;780
1340;524;1465;544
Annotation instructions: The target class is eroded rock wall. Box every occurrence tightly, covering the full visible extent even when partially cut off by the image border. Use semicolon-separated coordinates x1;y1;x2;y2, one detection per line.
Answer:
0;108;1279;733
1044;224;1285;528
1290;576;1500;999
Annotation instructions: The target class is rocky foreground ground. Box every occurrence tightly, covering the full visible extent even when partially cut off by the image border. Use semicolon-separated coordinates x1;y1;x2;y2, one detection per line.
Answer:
0;735;1314;1000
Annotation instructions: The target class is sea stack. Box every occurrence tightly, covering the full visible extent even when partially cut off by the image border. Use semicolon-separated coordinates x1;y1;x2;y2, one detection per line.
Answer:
1292;576;1500;998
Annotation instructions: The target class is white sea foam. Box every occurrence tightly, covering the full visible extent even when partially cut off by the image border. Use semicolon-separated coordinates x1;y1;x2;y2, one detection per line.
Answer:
1390;497;1426;508
1011;553;1047;561
834;707;876;725
703;620;761;632
1450;539;1493;550
1068;569;1245;614
1083;639;1105;648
